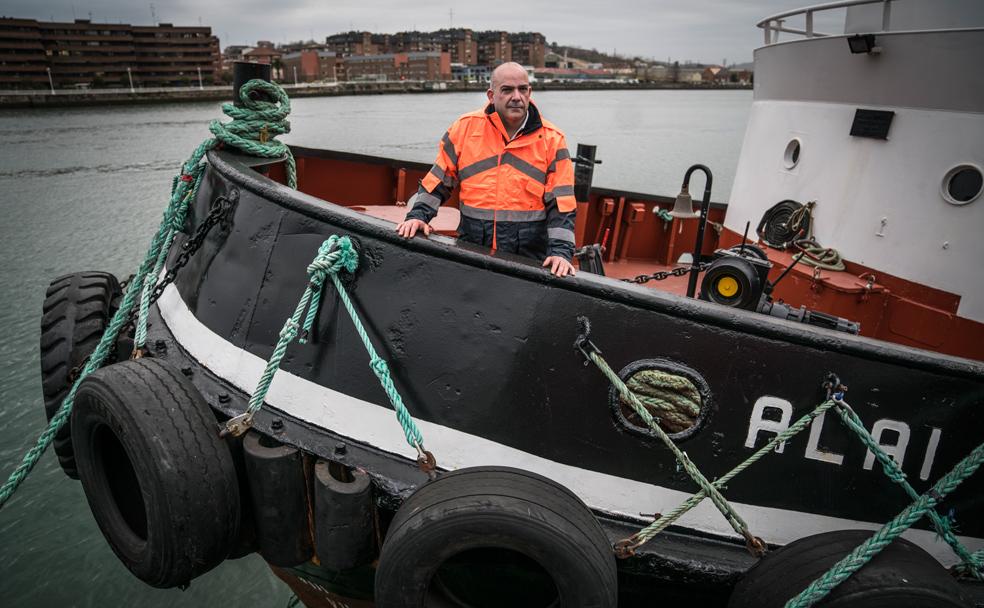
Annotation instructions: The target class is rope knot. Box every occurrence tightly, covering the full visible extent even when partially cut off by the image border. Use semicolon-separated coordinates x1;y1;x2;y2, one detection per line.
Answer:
309;236;359;280
370;356;390;382
280;318;299;342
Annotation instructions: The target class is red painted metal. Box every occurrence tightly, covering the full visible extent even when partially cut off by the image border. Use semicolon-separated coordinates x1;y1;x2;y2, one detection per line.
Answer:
718;229;983;361
285;148;980;362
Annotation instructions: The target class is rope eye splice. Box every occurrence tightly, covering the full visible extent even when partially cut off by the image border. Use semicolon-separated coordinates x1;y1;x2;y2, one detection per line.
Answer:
218;235;438;477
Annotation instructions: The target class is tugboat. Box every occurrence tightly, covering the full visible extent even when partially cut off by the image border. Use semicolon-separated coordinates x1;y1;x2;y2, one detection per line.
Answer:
22;1;984;606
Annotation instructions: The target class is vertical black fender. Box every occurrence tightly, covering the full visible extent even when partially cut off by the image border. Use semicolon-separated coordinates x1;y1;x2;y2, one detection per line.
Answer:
242;431;313;567
313;459;375;570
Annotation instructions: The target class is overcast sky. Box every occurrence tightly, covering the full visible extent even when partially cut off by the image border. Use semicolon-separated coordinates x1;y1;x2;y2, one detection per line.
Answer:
4;0;828;64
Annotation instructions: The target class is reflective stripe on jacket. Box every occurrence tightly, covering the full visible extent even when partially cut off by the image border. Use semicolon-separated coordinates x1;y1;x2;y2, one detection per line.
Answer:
405;102;577;260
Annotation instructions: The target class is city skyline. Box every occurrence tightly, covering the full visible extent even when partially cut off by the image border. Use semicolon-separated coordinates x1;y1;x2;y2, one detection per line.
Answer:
0;0;827;64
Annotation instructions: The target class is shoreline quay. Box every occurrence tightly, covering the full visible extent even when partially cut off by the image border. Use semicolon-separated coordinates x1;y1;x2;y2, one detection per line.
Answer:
0;80;751;109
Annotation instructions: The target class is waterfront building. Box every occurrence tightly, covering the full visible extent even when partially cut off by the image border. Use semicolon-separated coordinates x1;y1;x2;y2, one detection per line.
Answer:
322;28;546;69
325;31;387;56
430;29;478;65
344;51;450;82
280;49;345;83
222;45;249;64
509;32;546;68
475;30;511;66
450;63;490;83
0;17;220;89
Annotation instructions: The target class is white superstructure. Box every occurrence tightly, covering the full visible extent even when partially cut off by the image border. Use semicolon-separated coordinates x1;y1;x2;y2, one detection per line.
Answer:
726;0;984;321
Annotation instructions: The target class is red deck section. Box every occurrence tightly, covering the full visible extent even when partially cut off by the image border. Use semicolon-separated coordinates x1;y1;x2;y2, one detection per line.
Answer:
718;229;983;361
278;150;982;362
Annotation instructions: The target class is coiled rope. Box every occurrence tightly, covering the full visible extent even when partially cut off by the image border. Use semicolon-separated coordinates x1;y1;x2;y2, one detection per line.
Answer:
587;347;762;552
621;369;700;433
0;79;294;510
794;237;845;272
133;80;296;351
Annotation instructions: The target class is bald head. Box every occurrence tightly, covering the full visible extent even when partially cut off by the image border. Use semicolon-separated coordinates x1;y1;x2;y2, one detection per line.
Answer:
490;62;529;90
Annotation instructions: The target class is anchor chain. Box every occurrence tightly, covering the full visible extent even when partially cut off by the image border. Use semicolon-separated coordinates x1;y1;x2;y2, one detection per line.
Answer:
146;191;239;306
623;261;711;285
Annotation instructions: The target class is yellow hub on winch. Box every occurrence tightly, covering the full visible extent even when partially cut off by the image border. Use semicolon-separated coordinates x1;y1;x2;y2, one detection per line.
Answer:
716;275;740;298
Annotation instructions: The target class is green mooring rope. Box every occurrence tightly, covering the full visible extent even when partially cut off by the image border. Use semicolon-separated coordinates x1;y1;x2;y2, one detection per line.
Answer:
589;350;758;546
630;399;837;546
832;402;982;579
133;80;296;351
786;440;984;608
582;340;982;588
0;79;294;510
223;236;426;454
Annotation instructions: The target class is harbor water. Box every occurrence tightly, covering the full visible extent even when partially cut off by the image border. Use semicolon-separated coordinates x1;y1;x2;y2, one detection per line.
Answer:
0;89;751;606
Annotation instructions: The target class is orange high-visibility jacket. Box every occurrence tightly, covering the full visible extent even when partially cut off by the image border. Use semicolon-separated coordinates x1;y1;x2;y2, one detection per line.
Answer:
405;102;577;260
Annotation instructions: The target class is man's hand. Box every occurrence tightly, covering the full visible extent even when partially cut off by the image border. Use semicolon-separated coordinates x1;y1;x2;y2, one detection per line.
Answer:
396;219;433;239
543;256;576;277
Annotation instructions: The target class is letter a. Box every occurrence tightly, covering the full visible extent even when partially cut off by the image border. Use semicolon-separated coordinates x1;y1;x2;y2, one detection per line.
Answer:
745;397;793;453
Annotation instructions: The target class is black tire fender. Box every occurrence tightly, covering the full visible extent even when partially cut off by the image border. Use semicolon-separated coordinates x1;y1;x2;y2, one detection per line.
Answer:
313;459;375;571
40;271;121;478
727;530;970;608
242;431;313;567
72;358;240;588
375;466;618;608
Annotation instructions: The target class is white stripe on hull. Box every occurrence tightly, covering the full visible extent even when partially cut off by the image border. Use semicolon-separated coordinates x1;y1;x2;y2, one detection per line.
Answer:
158;284;983;566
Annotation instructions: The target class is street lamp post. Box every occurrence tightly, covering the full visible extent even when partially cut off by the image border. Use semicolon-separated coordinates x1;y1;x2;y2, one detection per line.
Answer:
293;65;298;85
197;66;203;90
127;66;135;93
46;67;55;94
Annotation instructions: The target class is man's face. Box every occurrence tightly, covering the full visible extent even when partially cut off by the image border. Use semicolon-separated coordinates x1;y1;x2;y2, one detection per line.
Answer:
487;67;531;126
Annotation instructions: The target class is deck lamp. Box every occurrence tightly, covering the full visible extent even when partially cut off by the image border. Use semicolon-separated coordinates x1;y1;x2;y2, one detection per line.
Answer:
673;164;714;298
848;34;879;54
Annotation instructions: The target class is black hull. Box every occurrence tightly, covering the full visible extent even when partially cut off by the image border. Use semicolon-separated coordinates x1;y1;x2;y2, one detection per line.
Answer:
157;149;983;574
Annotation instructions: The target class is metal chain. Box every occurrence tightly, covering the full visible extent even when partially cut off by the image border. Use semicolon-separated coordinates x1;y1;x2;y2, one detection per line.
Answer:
623;262;712;285
65;192;241;377
145;191;238;306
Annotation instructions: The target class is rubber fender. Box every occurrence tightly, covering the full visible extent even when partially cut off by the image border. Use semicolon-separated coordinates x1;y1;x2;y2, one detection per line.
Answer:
728;530;970;608
72;358;241;588
225;432;258;560
313;459;375;571
243;431;313;567
375;466;617;608
40;271;121;479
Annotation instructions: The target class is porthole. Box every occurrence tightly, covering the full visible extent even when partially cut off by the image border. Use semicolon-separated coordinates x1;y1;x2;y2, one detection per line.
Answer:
941;164;983;206
783;138;801;170
609;359;713;443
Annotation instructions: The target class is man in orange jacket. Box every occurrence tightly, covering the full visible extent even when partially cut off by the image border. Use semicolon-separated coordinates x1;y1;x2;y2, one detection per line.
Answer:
397;62;577;277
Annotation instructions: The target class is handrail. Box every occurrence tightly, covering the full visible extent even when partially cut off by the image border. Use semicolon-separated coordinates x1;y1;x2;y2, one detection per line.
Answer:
757;0;888;29
758;0;893;45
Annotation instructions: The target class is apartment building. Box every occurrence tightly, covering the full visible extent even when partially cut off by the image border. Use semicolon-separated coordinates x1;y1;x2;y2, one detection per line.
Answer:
0;17;220;89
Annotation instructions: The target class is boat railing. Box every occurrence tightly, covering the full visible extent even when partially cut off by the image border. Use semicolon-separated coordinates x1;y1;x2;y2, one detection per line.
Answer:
757;0;979;45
